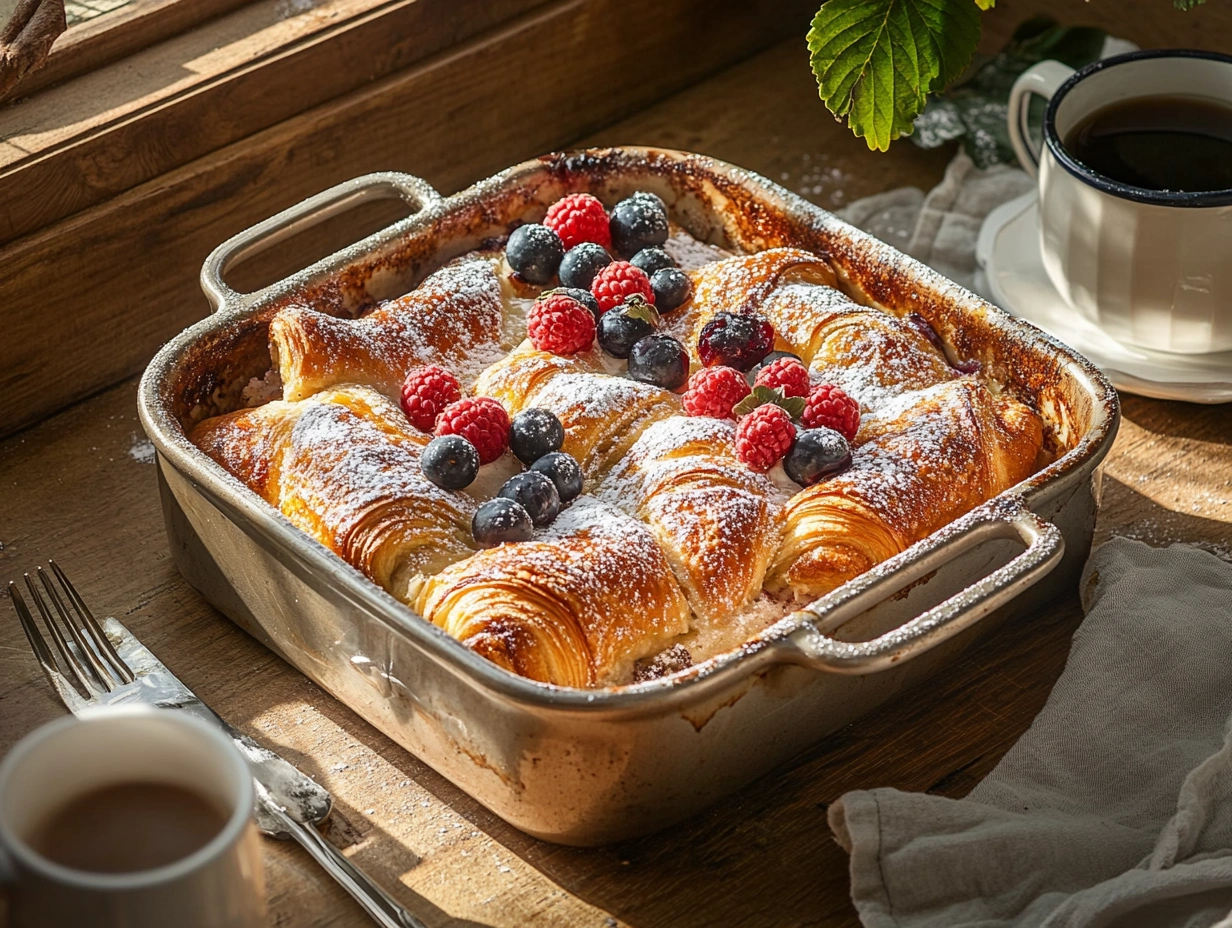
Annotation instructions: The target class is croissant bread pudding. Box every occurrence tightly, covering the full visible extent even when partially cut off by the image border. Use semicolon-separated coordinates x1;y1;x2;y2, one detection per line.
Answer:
191;191;1045;688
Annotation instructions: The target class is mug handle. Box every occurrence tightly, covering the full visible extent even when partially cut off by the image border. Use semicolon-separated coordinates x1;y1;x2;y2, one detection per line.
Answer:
1007;60;1076;178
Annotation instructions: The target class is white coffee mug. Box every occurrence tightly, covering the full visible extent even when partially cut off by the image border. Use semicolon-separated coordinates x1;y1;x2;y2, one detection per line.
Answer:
1008;50;1232;354
0;706;265;928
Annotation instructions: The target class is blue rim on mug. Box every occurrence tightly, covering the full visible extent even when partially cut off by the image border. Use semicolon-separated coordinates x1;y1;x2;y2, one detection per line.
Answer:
1043;48;1232;208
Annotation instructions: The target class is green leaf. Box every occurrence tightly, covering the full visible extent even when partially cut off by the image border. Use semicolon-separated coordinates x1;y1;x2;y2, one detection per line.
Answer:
620;294;660;326
732;385;807;420
975;0;994;9
807;0;982;150
1174;0;1207;8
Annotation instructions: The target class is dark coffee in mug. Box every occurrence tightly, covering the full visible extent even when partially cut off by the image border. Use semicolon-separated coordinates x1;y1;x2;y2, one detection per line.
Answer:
1063;95;1232;192
28;780;228;874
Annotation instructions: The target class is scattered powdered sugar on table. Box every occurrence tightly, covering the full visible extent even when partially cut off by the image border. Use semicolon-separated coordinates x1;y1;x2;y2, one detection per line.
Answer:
128;434;155;464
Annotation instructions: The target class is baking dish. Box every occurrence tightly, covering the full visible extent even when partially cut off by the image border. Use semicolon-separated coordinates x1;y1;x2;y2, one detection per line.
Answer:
138;148;1119;846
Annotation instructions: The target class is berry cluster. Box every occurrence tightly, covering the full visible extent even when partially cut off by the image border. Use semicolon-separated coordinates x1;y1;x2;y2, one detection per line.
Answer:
399;366;584;547
505;191;694;315
683;330;859;483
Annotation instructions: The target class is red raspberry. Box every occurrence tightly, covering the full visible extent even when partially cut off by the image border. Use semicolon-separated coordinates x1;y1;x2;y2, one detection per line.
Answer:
591;261;654;313
527;292;596;355
544;194;611;250
802;383;861;441
754;357;811;398
400;365;461;432
683;366;750;419
435;397;510;464
735;404;796;472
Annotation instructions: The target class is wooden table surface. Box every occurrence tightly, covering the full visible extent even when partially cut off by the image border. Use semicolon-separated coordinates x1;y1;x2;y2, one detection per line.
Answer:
4;6;1232;925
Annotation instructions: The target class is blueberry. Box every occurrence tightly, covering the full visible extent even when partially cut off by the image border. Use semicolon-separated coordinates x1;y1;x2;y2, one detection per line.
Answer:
746;349;803;385
609;195;669;257
630;247;676;276
497;471;561;527
509;408;564;465
472;498;534;547
559;243;612;290
597;304;655;359
420;435;480;490
506;223;564;284
650;267;692;312
784;428;851;487
530;451;583;504
557;287;602;320
628;334;689;391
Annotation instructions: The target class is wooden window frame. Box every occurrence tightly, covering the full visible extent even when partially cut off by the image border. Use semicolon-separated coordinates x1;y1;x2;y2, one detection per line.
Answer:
0;0;816;437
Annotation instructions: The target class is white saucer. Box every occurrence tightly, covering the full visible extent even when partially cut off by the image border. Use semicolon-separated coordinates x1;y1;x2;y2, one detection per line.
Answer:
975;191;1232;404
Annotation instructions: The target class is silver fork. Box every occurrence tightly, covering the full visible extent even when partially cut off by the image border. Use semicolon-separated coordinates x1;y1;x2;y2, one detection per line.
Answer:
9;561;426;928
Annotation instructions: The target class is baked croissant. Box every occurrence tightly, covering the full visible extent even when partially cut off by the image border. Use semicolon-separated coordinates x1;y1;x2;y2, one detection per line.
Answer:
190;385;476;602
413;497;691;687
473;343;680;482
269;258;508;401
765;379;1044;600
599;416;784;623
667;249;953;410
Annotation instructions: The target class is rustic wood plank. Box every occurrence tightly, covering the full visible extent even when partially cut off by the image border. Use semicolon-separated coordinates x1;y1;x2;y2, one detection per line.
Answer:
0;0;549;244
0;0;816;437
11;0;255;97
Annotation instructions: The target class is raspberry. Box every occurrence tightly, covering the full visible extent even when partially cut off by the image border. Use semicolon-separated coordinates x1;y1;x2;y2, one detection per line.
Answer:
735;404;796;472
683;366;750;419
802;383;861;441
527;292;596;355
400;365;461;432
435;396;510;465
754;357;811;398
591;261;654;313
544;194;611;250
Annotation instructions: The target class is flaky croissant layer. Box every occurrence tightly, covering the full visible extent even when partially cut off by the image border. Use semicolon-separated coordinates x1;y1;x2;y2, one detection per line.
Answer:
189;230;1046;687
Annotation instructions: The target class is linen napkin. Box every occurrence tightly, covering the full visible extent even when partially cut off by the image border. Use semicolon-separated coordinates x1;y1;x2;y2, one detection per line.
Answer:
828;538;1232;928
837;150;1033;297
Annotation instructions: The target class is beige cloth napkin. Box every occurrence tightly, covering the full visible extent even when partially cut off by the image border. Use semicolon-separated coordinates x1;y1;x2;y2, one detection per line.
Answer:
838;150;1033;296
828;538;1232;928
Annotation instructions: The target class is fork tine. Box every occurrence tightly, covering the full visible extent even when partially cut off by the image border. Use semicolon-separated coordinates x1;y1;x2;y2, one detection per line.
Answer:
21;574;103;697
9;582;62;681
49;561;134;684
35;567;118;691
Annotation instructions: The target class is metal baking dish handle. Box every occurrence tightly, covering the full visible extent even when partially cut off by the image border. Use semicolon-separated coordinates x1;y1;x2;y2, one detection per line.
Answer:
782;498;1064;675
200;172;443;313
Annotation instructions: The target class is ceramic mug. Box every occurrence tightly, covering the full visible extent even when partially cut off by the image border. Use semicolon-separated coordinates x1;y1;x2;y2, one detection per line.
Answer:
1008;49;1232;354
0;706;265;928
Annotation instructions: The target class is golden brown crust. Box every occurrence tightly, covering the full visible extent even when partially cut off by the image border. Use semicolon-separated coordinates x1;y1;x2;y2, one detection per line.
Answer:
599;416;783;624
413;499;691;686
189;385;475;602
270;259;507;401
765;380;1045;600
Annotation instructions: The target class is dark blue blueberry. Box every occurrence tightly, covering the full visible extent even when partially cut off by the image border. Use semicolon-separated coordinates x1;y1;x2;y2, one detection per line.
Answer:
627;334;689;391
597;305;655;359
609;194;669;257
506;223;564;284
509;408;564;465
559;243;612;290
420;435;479;490
650;267;692;312
746;349;804;385
497;471;561;527
784;428;851;487
530;452;583;504
472;498;534;547
630;247;676;276
558;287;602;320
